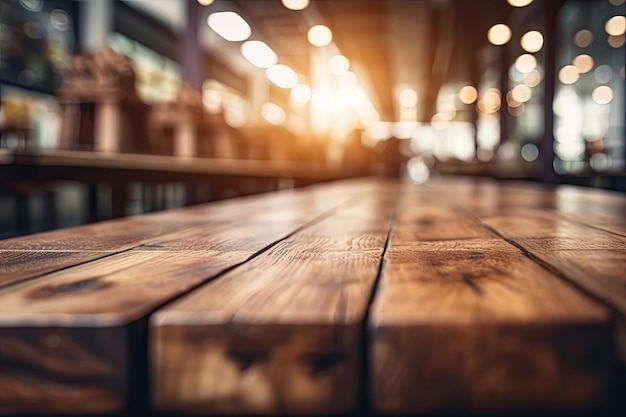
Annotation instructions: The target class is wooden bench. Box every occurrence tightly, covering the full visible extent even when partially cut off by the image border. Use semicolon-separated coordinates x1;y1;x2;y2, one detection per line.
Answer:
0;178;624;415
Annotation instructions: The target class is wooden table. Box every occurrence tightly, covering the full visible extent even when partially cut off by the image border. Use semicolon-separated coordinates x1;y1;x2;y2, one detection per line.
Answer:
0;177;624;415
0;149;340;232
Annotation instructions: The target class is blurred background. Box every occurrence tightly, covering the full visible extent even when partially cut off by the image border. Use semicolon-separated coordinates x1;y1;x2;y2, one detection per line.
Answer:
0;0;624;238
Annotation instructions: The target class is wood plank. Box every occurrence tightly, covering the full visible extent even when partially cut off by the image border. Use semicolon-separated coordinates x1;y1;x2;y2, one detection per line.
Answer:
370;238;612;414
0;189;356;413
0;217;201;251
150;200;396;414
481;211;626;250
0;251;110;289
515;249;626;365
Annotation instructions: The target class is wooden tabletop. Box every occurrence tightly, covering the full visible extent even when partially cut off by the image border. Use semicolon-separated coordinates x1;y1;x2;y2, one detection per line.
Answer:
0;177;624;415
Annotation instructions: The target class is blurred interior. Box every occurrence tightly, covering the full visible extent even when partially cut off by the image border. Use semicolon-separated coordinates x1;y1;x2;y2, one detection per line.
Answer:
0;0;624;238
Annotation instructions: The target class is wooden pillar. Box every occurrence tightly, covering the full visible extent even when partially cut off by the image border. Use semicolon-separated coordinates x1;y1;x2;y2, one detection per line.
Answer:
95;101;120;153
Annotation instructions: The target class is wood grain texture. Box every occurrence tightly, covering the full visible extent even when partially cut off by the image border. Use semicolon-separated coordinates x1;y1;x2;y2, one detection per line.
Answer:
393;201;494;243
0;217;197;251
370;238;612;414
0;248;293;413
150;201;396;414
481;211;626;250
0;251;109;289
523;249;626;363
0;185;358;413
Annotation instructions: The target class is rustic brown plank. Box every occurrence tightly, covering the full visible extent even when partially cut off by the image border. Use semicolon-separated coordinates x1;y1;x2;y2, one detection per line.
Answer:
0;217;201;251
0;251;110;289
0;187;359;413
481;211;626;250
514;249;626;365
150;199;396;414
370;238;612;413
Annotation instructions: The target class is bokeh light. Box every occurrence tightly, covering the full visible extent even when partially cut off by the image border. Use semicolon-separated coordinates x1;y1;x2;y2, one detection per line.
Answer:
520;31;544;53
488;24;512;45
291;83;312;104
328;55;350;75
515;54;537;73
281;0;309;11
307;25;332;47
558;65;579;84
592;86;614;105
459;86;478;104
574;29;593;47
572;54;594;73
399;88;418;107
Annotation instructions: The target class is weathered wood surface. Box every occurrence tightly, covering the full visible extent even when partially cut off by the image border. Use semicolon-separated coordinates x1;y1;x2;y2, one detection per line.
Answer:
150;192;398;414
0;178;624;415
370;194;614;414
0;183;364;414
0;251;110;288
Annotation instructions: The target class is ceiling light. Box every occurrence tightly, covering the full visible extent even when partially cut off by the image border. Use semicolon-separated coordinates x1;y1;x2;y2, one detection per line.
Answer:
197;0;214;5
307;25;332;47
291;83;312;104
328;55;350;75
507;0;533;6
241;40;277;68
487;24;511;45
398;88;418;107
262;103;286;125
208;11;251;42
520;30;544;52
281;0;309;11
266;64;298;88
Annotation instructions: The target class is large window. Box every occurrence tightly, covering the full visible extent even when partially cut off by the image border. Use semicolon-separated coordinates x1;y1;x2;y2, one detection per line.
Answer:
554;0;625;175
0;0;77;93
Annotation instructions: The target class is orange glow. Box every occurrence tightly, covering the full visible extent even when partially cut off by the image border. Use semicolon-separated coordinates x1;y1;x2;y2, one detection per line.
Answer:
459;86;478;104
310;88;335;134
291;83;312;104
307;25;332;47
398;88;418;107
328;55;350;75
338;71;358;89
